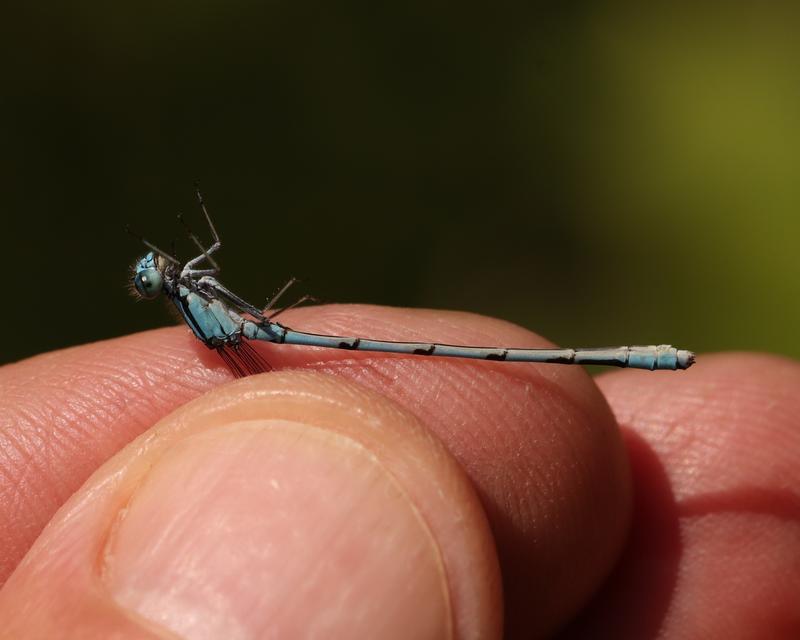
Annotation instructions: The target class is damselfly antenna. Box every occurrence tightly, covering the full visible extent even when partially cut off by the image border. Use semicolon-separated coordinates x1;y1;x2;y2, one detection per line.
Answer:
125;225;181;266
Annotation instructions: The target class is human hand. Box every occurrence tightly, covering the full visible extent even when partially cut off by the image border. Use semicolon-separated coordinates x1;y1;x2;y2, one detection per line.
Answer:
0;305;797;638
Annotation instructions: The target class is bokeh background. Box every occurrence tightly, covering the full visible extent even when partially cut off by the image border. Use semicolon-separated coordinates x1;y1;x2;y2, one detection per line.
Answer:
2;3;799;366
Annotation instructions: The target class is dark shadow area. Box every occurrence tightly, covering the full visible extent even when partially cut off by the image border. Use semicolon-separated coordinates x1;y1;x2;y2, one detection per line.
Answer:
559;427;682;639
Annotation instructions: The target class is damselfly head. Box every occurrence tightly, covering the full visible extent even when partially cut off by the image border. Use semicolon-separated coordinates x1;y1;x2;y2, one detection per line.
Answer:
131;251;166;300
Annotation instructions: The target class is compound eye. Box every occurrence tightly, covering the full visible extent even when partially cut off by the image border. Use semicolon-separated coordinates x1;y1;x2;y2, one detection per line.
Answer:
134;268;163;300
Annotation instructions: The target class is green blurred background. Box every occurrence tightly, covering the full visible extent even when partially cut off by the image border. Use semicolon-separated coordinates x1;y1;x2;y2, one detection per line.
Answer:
2;3;799;366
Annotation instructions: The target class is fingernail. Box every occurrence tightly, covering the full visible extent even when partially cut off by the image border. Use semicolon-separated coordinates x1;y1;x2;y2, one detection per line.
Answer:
102;419;451;640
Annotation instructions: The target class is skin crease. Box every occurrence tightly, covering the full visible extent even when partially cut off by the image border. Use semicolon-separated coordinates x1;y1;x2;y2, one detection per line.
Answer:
0;304;798;638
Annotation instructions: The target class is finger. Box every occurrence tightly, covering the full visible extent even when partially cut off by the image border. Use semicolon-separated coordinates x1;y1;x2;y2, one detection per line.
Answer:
0;327;228;585
0;304;630;636
563;353;800;638
270;305;632;637
0;372;501;638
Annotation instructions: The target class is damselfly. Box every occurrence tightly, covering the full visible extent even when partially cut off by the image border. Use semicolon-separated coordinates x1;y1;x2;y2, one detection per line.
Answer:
129;189;695;376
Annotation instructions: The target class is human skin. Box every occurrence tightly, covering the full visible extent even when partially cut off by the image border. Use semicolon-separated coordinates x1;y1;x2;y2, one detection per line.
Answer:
0;305;798;638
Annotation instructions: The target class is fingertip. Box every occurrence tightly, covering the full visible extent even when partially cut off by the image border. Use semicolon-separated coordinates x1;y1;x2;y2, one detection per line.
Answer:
275;306;632;636
0;371;502;639
2;304;636;636
582;352;800;637
597;351;800;493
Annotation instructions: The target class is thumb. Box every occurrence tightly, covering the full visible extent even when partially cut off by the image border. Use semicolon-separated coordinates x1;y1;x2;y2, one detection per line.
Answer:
0;372;501;639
